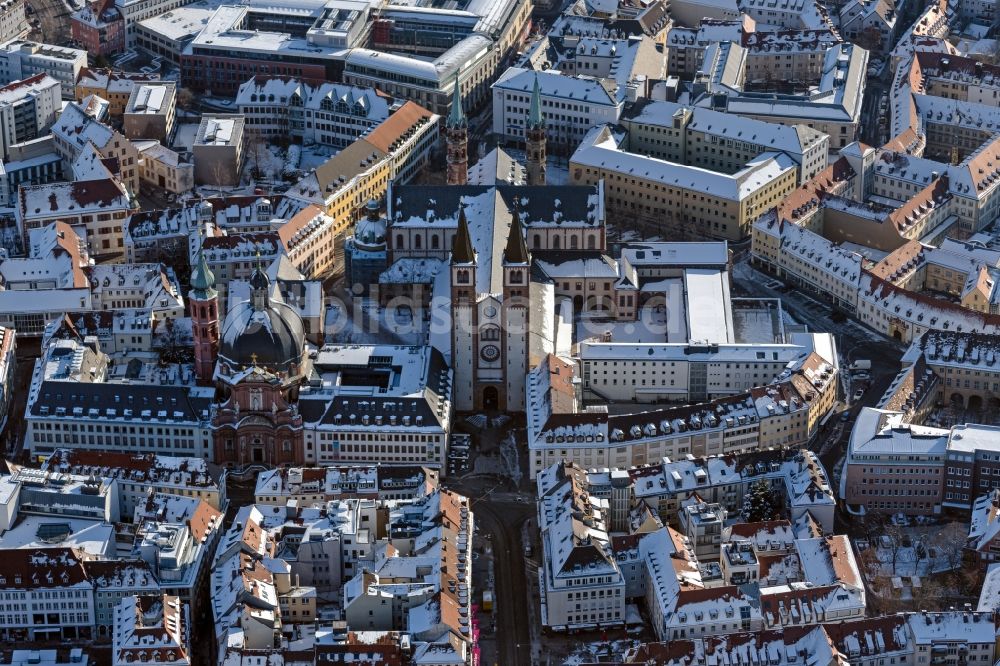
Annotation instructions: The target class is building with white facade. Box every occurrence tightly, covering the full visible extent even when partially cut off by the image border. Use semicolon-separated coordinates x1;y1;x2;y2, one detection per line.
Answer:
0;41;86;98
112;594;190;666
0;73;59;160
235;76;393;147
492;67;624;154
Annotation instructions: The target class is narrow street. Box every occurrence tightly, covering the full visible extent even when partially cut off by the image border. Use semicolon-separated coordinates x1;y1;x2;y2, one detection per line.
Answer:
27;0;72;45
443;425;534;666
732;256;906;519
469;498;533;666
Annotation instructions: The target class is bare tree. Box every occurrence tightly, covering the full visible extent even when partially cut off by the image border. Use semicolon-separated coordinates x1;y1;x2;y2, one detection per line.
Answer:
927;522;969;571
246;129;267;182
863;512;906;575
176;87;196;112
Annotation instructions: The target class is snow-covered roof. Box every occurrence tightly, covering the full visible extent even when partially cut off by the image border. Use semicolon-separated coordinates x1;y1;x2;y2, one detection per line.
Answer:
625;99;826;161
572;125;797;200
847;408;949;458
977;562;1000;612
905;612;995;644
493;66;620;107
235;76;392;123
18;178;130;221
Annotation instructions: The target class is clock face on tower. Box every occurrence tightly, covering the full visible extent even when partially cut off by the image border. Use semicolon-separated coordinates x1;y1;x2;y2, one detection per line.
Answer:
480;344;500;362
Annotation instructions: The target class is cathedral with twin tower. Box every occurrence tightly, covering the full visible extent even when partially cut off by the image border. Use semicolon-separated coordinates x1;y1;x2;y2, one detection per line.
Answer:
384;75;605;413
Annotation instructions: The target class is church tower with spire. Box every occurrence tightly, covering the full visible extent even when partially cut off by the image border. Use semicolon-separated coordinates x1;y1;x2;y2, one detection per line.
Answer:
502;209;531;411
450;207;477;410
526;76;546;187
446;74;468;186
189;240;219;385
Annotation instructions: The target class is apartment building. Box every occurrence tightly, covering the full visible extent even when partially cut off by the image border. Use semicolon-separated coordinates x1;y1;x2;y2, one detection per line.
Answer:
75;69;159;117
840;0;897;52
492;67;624;153
235;76;393;147
752;210;863;312
16;178;133;260
341;490;474;665
698;42;868;149
536;462;628;631
122;194;275;264
24;337;213;462
528;361;831;478
910;331;1000;410
50;98;141;195
666;18;749;77
112;595;191;666
621;99;829;185
738;0;835;30
0;73;59;160
277;101;438;239
41;448;227;516
276;205;338;280
635;450;836;533
0;549;96;641
742;28;843;83
571;125;797;240
254;465;436;505
71;0;125;56
0;0;26;44
0;40;86;98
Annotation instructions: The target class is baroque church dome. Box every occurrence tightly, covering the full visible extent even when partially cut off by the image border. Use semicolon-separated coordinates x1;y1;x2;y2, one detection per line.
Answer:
219;266;305;374
353;199;386;249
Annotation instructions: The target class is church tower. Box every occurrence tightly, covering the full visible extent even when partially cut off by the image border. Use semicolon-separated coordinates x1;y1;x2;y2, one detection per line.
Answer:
189;240;219;385
502;210;531;412
451;207;477;411
446;74;468;186
526;76;546;187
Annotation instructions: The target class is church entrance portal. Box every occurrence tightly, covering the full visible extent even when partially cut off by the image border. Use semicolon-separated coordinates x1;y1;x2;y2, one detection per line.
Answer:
483;386;499;410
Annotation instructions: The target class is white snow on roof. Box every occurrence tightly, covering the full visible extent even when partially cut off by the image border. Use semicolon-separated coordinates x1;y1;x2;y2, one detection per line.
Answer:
572;126;796;200
684;268;735;344
906;612;995;644
493;67;619;107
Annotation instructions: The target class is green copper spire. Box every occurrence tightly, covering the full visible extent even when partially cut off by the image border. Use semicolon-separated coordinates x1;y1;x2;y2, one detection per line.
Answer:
528;75;544;130
447;72;466;130
190;246;216;300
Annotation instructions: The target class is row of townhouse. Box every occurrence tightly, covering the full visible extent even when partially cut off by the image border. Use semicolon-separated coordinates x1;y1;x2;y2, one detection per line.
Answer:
528;338;839;479
535;453;851;640
608;612;996;666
